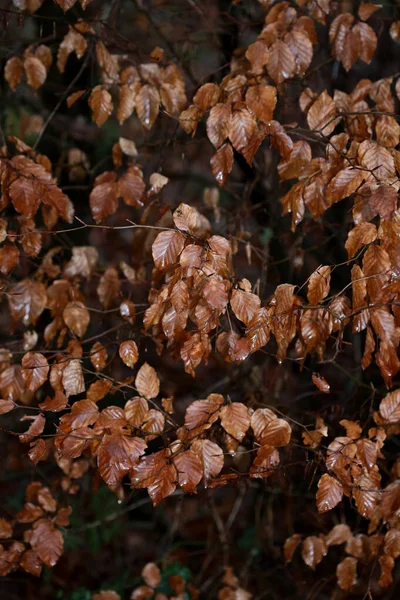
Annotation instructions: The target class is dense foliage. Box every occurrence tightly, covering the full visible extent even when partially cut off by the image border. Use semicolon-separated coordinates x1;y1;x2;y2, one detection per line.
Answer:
1;0;400;598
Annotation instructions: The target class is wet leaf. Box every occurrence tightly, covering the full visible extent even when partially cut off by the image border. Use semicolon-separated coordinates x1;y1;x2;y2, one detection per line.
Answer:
316;474;343;513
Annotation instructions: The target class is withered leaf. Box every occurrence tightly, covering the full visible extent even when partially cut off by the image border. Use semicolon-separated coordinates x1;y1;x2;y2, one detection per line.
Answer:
152;230;185;270
220;402;250;442
135;363;160;399
307;266;331;305
63;301;90;338
316;474;344;513
210;142;234;187
30;518;63;567
89;87;113;126
119;340;139;369
191;439;224;482
301;536;327;570
336;556;357;591
21;352;49;392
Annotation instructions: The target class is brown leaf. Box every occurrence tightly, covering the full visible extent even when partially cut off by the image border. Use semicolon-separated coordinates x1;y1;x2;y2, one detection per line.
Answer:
245;84;277;124
131;449;176;505
5;56;24;90
267;39;295;84
260;418;292;447
278;141;312;181
142;562;161;588
353;471;381;518
20;549;42;577
37;487;56;512
210;142;234;187
171;446;203;493
384;529;400;559
21;352;49;392
87;379;112;402
390;21;400;42
152;230;185;270
63;301;90;338
203;277;229;311
369;185;397;220
284;30;313;75
307;266;331;305
0;518;12;539
64;246;98;278
69;400;99;429
327;168;365;205
119;340;139;369
66;90;85;108
17;502;44;523
97;266;120;309
90;171;118;223
193;83;220;111
353;22;377;64
312;373;330;393
326;524;352;546
117;83;139;123
24;56;47;89
179;104;202;135
245;39;269;72
284;533;302;563
379;389;400;423
250;445;279;479
98;433;147;486
358;139;395;182
118;164;145;208
230;288;261;326
135;363;160;399
54;507;72;527
206;103;231;148
301;536;327;570
136;84;160;130
316;474;344;513
229;108;258;156
125;397;148;427
0;399;15;415
0;365;25;403
62;358;85;398
191;439;224;482
307;91;338;135
250;408;276;441
358;3;381;21
0;244;19;275
90;342;108;371
184;394;223;433
336;556;357;591
149;172;169;195
57;426;93;459
89;87;113;126
173;203;201;233
220;402;250;442
30;518;63;567
340;419;362;439
345;222;377;259
141;409;165;440
379;554;394;587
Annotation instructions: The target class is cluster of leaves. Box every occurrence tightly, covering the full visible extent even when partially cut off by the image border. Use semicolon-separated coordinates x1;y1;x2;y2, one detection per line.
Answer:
1;0;400;597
